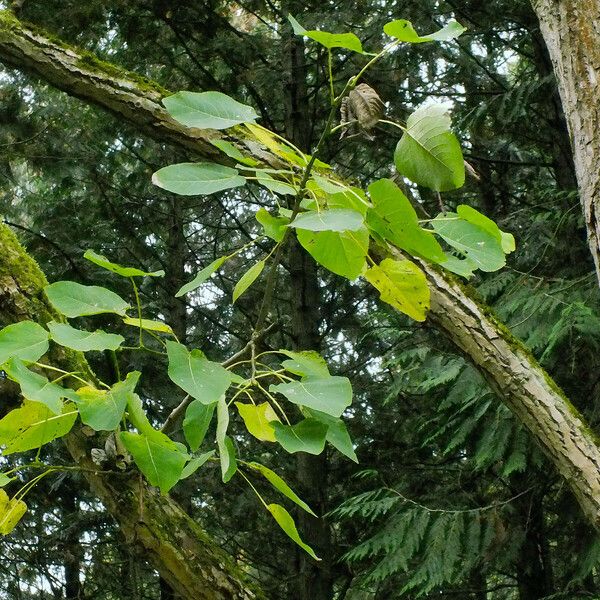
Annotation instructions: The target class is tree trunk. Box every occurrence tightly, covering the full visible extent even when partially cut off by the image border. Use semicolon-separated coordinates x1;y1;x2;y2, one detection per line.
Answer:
1;7;600;537
0;223;265;600
529;0;600;283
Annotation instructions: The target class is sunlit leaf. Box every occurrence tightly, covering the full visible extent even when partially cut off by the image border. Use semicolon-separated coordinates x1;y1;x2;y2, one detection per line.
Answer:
84;250;164;277
152;162;246;196
288;15;363;53
122;317;174;335
233;260;265;303
0;321;49;365
394;104;465;191
235;402;279;442
384;19;465;43
48;321;124;352
175;257;227;297
267;503;320;559
0;490;27;535
45;282;129;318
364;258;430;321
163;91;258;129
290;209;364;232
256;208;289;243
456;205;515;253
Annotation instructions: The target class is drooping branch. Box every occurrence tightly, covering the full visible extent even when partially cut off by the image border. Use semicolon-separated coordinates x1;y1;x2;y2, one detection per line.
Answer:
530;0;600;285
0;224;265;600
1;11;600;532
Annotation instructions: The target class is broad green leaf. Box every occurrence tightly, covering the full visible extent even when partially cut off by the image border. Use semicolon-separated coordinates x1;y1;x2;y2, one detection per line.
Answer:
235;402;279;442
325;419;358;462
278;350;330;379
384;19;465;43
256;208;289;243
3;358;74;414
210;139;258;166
270;377;352;418
122;317;174;335
83;250;164;278
166;341;232;404
297;227;369;280
0;401;77;454
272;419;328;454
0;321;49;365
247;462;316;516
394;104;465;192
181;450;215;479
183;400;216;451
431;213;506;272
256;172;298;196
0;490;27;535
233;260;265;303
364;258;430;321
288;15;363;53
45;282;129;318
152;162;246;196
290;209;364;232
267;503;320;559
163;91;258;129
216;397;236;482
74;372;139;431
175;257;227;297
367;179;446;262
439;254;477;278
456;205;515;253
48;321;124;352
121;429;189;493
0;473;13;487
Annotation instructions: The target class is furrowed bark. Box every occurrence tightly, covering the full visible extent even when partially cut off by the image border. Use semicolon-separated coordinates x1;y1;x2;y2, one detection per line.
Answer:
1;11;600;532
0;223;265;600
530;0;600;285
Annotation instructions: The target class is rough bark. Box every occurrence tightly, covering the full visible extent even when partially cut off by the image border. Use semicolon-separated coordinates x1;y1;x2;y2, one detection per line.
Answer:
1;10;600;534
0;223;265;600
530;0;600;283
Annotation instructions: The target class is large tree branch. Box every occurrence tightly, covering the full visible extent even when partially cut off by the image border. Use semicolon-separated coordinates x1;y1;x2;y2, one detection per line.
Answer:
0;224;264;600
1;10;600;536
529;0;600;285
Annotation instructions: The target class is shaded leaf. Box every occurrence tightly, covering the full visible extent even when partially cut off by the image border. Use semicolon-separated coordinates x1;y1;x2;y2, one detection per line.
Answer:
183;400;216;451
176;257;227;297
152;162;246;196
384;19;465;43
270;377;352;417
290;209;364;232
48;321;124;352
256;208;289;242
122;317;174;335
84;250;164;277
181;451;215;479
272;419;328;454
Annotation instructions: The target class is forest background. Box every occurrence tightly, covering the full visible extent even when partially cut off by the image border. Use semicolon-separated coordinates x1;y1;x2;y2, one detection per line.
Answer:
0;1;598;599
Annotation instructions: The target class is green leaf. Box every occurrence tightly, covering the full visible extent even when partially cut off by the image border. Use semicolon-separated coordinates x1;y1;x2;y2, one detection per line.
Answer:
0;321;49;365
267;503;320;560
0;401;77;454
270;377;352;418
175;257;227;297
256;172;298;196
163;91;258;129
48;321;124;352
384;19;465;43
439;254;477;278
152;162;246;196
256;208;289;243
290;209;364;232
278;350;330;379
367;179;446;262
394;104;465;192
45;282;129;318
0;473;13;487
183;400;216;451
233;260;265;303
272;419;328;454
288;15;362;53
122;317;174;335
74;372;139;431
431;213;506;272
297;227;368;280
456;205;515;253
166;341;232;404
302;407;357;462
0;490;27;535
210;139;258;166
120;430;189;494
364;258;430;321
181;450;215;479
3;358;74;414
216;397;236;482
84;250;164;278
247;462;316;516
235;402;279;442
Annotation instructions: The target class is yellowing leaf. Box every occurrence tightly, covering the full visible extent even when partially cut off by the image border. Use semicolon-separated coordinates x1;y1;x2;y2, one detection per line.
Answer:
0;490;27;535
364;258;430;321
235;402;279;442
